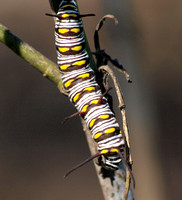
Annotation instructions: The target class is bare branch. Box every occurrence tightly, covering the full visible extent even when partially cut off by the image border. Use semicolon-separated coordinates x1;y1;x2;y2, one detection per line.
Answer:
99;65;134;198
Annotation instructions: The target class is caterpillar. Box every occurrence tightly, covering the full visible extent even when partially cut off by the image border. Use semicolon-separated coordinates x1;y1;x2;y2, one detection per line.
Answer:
47;0;134;185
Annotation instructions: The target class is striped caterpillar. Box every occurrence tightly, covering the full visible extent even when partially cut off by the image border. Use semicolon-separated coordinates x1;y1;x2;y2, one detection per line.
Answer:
47;0;134;185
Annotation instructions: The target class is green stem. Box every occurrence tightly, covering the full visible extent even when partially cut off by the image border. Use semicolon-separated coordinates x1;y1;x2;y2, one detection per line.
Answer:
0;23;62;88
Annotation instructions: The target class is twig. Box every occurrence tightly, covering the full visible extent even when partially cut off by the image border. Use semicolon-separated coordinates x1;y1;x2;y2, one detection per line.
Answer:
99;65;133;199
93;13;134;198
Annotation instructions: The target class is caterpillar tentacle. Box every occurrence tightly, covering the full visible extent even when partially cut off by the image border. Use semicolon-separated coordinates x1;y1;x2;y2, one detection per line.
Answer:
61;111;82;125
64;152;102;178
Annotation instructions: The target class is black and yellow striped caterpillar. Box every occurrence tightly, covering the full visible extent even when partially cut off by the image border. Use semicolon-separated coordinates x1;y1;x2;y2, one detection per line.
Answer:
47;0;134;184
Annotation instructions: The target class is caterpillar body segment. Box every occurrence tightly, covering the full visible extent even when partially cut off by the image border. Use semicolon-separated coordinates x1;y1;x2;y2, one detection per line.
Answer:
54;0;125;171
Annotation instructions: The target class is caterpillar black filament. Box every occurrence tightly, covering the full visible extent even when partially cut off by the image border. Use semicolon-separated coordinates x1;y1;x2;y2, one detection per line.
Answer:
47;0;134;184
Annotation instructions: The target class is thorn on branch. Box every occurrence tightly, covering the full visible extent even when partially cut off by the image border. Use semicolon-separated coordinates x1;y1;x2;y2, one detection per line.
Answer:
119;104;126;110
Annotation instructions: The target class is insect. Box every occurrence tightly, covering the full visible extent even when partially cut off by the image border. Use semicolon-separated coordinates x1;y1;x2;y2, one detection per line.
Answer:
46;0;134;186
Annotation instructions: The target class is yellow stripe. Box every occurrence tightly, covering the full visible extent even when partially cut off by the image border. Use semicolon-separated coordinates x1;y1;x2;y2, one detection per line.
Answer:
82;105;89;112
64;80;74;88
105;128;115;134
120;130;122;136
70;14;78;17
110;148;118;153
62;13;78;18
84;87;95;92
58;47;69;53
73;60;86;66
58;28;69;34
62;14;69;18
62;5;76;8
77;73;89;79
99;115;109;119
90;99;99;105
72;45;82;51
94;133;102;140
100;149;108;154
89;119;96;128
73;93;81;102
60;64;70;70
71;28;80;33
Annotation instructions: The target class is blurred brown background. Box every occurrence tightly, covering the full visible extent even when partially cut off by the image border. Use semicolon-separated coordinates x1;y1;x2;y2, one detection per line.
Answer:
0;0;181;199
